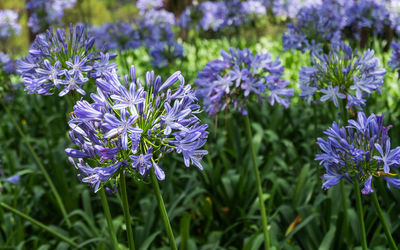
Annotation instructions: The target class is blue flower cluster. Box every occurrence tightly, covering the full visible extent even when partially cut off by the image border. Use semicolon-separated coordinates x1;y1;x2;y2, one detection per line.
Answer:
180;0;266;32
299;42;385;109
26;0;76;33
195;47;293;116
17;24;117;96
316;112;400;194
0;9;21;38
282;1;344;52
66;66;208;192
343;0;391;41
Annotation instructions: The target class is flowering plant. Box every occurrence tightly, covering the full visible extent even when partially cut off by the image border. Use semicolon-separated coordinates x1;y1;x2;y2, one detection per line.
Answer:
316;112;400;194
66;66;208;192
195;47;293;116
299;42;385;109
17;24;117;96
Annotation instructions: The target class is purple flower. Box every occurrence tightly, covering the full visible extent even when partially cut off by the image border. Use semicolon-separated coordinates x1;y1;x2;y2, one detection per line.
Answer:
196;47;293;115
299;42;385;109
3;174;20;184
0;9;21;38
373;140;400;174
316;112;400;194
104;110;142;150
67;65;208;191
18;24;116;97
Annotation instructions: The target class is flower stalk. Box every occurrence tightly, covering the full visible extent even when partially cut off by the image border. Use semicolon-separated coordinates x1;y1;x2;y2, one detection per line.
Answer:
99;189;119;250
244;114;270;250
119;173;135;250
151;170;177;250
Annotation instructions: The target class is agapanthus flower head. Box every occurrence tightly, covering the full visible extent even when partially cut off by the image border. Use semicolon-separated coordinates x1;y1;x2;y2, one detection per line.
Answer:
299;42;386;109
195;47;293;116
90;22;140;51
282;2;344;52
316;112;400;194
0;9;21;38
66;66;208;192
17;24;117;96
343;0;390;42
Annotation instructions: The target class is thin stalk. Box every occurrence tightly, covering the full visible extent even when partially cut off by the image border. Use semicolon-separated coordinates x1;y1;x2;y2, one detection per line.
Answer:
244;115;270;250
150;170;177;250
119;173;135;250
353;178;368;250
1;102;71;228
99;189;119;250
339;180;349;244
371;191;398;250
0;202;77;247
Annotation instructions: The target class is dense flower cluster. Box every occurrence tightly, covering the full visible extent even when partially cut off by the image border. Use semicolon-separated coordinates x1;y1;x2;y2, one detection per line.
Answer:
0;10;21;38
180;0;266;32
282;2;344;52
195;47;293;116
65;66;208;192
343;0;391;41
17;24;117;96
316;112;400;194
90;22;141;51
26;0;76;33
299;42;385;109
0;52;16;75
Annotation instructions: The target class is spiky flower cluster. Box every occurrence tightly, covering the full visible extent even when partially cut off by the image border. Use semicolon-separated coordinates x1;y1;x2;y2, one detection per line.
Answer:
282;2;344;52
299;42;385;109
195;47;293;116
65;66;208;192
316;112;400;194
17;24;117;96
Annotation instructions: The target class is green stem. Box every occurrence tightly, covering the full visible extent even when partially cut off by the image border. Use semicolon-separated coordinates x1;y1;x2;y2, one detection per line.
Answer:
100;189;119;250
339;180;349;245
371;191;398;250
0;202;77;247
1;102;71;228
150;170;177;250
119;173;135;250
244;115;270;250
353;178;368;250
